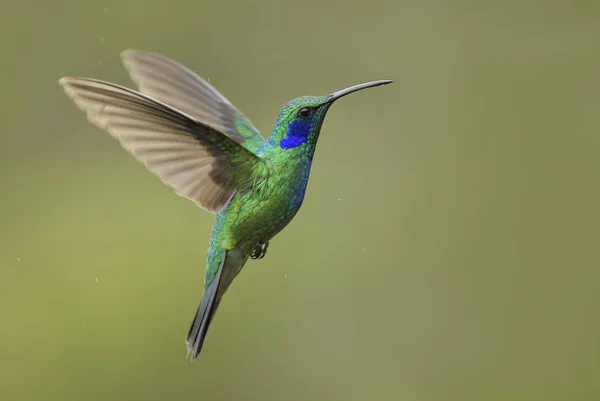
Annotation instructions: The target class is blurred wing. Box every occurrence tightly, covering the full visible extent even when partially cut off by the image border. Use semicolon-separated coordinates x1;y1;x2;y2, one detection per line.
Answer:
59;77;262;214
121;50;266;153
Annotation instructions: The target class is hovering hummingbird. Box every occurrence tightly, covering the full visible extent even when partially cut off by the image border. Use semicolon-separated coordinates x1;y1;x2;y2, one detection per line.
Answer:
59;50;392;359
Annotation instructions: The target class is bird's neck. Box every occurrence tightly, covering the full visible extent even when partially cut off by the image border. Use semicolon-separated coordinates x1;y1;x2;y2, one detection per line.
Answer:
256;142;314;214
259;139;315;164
257;142;316;185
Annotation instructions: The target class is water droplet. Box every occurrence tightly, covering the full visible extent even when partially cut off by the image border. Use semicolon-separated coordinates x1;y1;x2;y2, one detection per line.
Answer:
284;274;288;279
337;198;342;201
95;277;99;283
16;257;20;262
103;7;108;12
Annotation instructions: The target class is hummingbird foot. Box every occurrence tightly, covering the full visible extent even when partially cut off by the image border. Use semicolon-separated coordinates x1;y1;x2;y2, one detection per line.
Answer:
250;241;269;260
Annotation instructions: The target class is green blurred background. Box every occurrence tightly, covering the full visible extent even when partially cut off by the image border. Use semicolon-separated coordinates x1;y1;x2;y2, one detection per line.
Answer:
2;1;600;400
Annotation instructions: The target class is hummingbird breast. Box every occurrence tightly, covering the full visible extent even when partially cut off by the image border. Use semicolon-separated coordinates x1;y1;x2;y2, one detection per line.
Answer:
223;159;313;248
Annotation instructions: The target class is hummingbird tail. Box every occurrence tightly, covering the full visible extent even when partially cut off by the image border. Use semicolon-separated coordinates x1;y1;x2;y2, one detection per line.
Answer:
185;248;249;360
185;253;225;360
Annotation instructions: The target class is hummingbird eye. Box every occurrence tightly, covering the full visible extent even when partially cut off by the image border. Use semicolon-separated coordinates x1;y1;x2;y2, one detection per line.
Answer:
297;107;312;118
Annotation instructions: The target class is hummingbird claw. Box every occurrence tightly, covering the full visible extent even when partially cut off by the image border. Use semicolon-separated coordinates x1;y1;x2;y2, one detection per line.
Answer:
250;241;269;260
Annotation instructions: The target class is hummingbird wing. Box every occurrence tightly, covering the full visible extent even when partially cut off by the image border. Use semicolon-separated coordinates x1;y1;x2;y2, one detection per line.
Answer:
120;50;266;153
59;77;262;214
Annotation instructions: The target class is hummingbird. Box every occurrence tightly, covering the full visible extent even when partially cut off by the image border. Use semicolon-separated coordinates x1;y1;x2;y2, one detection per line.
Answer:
59;50;392;359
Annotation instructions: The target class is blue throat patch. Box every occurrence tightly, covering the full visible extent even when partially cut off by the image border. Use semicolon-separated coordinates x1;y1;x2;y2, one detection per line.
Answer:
280;119;310;149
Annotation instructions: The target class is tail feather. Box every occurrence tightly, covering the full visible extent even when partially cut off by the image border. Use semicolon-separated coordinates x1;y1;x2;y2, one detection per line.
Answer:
186;253;225;360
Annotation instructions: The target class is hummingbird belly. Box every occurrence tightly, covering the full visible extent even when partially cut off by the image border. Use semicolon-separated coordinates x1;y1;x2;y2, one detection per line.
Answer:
224;173;309;250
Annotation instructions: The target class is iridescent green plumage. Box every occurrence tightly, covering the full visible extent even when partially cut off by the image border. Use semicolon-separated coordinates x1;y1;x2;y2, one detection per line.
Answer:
59;50;392;359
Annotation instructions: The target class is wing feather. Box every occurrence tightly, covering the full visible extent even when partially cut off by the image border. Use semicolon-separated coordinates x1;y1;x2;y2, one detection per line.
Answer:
121;50;266;153
59;77;261;214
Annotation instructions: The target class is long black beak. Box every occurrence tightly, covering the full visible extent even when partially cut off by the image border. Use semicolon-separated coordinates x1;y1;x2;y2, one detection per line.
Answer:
328;80;394;103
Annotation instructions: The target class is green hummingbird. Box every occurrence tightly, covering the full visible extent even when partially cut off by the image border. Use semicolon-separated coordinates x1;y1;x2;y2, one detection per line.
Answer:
59;50;392;359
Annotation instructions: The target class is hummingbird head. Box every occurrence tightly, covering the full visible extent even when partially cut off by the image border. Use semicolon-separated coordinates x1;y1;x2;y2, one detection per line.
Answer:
268;80;393;151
